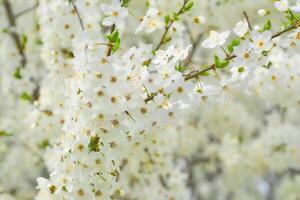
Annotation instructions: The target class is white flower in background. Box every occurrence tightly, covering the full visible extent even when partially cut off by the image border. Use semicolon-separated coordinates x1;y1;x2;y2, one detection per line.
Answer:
281;28;300;50
100;0;128;29
171;45;192;62
201;30;230;48
258;9;269;16
152;48;173;66
250;30;273;53
254;25;261;31
274;0;289;12
291;0;300;12
194;16;206;25
135;7;164;34
233;19;249;37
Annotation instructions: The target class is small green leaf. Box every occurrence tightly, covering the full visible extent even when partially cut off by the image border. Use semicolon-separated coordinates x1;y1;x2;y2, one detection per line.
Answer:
227;38;240;53
214;55;230;69
262;20;272;31
121;0;130;6
88;136;101;152
20;92;32;101
172;12;179;21
61;48;74;58
14;67;22;79
263;61;273;69
272;143;286;153
175;64;186;72
112;38;121;53
199;71;210;76
108;30;120;43
21;34;28;50
238;67;244;73
184;1;194;12
38;139;50;149
0;130;13;137
164;15;170;24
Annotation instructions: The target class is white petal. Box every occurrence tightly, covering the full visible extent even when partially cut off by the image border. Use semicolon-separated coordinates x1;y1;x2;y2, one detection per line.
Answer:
201;38;215;48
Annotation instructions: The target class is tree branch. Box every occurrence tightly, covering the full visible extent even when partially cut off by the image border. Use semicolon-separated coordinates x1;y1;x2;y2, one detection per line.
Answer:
3;0;26;68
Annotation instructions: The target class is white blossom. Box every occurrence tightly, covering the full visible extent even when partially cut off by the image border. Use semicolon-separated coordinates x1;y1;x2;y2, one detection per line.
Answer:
201;30;230;48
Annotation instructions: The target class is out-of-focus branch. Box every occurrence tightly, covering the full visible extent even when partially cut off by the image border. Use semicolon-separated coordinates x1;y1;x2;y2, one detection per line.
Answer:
14;2;39;19
183;20;203;65
3;0;26;68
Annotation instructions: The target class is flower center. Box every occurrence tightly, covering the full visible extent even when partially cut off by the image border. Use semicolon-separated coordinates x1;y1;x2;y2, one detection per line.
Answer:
243;52;250;59
258;40;264;48
296;32;300;40
112;11;119;17
149;20;157;28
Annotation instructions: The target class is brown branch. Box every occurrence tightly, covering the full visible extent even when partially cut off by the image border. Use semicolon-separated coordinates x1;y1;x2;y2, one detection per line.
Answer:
184;55;236;81
271;22;299;39
3;0;26;68
183;21;203;65
184;23;300;81
106;24;116;56
243;11;252;31
154;0;189;51
69;0;84;31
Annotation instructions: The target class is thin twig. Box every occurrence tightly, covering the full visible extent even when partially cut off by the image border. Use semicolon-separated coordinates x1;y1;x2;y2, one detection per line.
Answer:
154;0;189;51
183;20;203;65
106;24;116;56
14;2;39;19
69;0;84;31
243;11;252;31
3;0;26;68
184;24;299;81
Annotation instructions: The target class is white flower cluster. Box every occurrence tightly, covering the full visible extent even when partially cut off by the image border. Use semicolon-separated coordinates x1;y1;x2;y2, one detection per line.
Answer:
1;0;300;200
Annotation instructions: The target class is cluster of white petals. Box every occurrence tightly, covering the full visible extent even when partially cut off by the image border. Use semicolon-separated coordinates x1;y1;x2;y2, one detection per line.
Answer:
1;0;300;200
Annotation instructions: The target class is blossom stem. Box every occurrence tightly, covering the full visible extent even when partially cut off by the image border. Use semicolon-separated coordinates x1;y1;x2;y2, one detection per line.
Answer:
183;20;203;65
220;46;229;57
243;11;252;31
69;0;84;31
271;22;300;39
14;2;39;19
106;24;116;56
3;0;27;68
184;24;300;81
154;0;190;51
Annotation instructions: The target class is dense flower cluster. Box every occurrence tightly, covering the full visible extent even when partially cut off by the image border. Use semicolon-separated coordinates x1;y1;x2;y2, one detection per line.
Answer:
1;0;300;200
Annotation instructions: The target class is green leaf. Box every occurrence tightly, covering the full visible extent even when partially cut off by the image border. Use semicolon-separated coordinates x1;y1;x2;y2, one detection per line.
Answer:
38;139;50;149
272;143;286;153
164;15;170;24
20;34;28;50
172;12;179;21
107;30;121;54
199;71;210;76
61;48;74;58
238;67;244;73
175;64;186;72
263;61;273;69
88;136;101;152
214;55;230;69
262;20;272;31
184;1;194;12
20;92;32;101
121;0;130;6
107;30;120;43
0;130;13;137
112;38;121;53
14;67;22;79
227;38;240;53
